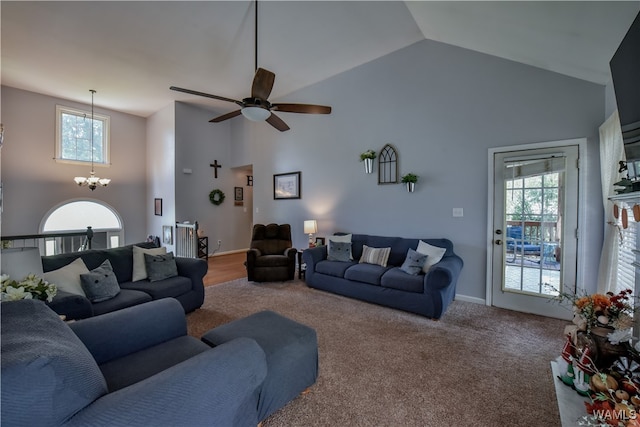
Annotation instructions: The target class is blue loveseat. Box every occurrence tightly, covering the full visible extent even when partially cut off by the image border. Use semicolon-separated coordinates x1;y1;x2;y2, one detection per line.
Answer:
302;234;463;319
1;298;268;426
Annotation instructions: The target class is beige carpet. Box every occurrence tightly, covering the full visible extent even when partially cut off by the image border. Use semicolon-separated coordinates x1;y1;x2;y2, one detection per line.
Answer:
187;279;566;427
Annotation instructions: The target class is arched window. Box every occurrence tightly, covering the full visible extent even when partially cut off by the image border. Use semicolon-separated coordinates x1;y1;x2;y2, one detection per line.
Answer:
41;199;124;254
378;144;398;184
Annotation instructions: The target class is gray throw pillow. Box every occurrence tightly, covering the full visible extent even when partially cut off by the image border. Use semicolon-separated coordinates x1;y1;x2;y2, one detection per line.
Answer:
80;259;120;302
327;241;352;262
144;252;178;282
400;248;428;275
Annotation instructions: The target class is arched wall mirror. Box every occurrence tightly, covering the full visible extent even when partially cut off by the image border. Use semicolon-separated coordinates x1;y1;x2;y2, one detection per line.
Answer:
378;144;398;184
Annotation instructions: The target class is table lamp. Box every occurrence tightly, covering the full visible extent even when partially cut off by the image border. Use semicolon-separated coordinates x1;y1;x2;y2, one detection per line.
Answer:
304;220;318;248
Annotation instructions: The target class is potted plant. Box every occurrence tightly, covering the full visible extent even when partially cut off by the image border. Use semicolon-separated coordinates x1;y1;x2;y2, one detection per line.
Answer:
401;173;418;192
359;150;376;174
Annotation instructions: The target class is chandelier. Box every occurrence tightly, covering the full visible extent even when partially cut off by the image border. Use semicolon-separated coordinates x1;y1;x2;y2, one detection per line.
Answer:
73;89;111;191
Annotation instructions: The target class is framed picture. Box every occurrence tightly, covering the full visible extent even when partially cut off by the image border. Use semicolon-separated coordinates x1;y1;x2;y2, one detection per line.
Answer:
234;187;243;201
154;198;162;216
315;237;326;247
162;225;173;245
273;171;301;200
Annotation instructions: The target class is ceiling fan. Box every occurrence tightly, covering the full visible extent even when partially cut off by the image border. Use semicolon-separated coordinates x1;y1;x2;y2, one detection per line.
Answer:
170;1;331;132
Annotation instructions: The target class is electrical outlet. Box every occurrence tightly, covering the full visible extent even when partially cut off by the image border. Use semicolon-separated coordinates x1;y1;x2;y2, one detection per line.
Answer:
217;239;222;246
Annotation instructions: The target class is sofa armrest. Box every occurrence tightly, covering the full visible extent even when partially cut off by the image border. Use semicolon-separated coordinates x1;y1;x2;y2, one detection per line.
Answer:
69;298;187;365
424;255;464;291
65;337;268;427
47;289;93;320
301;246;327;274
175;257;207;288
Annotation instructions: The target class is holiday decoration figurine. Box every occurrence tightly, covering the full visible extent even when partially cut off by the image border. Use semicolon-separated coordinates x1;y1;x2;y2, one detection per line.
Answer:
559;334;576;387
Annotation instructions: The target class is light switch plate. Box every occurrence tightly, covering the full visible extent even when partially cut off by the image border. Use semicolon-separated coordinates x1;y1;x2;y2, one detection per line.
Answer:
452;208;464;217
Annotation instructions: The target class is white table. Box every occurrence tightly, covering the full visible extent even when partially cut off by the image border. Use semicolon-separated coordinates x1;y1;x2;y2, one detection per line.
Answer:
550;357;591;426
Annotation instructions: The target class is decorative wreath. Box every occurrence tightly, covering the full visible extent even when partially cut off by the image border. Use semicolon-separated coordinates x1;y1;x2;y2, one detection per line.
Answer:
209;189;226;206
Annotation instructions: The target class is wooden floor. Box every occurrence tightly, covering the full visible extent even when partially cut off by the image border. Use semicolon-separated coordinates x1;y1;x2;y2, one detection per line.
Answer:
203;252;247;287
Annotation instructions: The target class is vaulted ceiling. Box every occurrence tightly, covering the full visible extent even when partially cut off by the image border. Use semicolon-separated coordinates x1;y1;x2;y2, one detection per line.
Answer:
2;1;638;117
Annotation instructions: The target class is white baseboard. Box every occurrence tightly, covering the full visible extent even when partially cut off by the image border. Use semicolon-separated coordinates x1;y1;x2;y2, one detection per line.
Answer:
455;294;486;305
209;248;248;257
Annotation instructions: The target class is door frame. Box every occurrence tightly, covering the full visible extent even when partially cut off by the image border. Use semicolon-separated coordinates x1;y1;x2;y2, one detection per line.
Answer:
485;138;588;308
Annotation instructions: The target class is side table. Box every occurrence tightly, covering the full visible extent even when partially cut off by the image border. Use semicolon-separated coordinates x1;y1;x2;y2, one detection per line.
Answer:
297;250;306;280
197;236;208;260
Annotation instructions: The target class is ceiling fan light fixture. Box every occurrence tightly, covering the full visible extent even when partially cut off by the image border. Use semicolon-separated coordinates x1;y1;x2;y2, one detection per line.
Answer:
241;106;270;122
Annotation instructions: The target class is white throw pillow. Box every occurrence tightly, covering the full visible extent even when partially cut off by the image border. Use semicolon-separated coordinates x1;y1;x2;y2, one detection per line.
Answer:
328;234;352;260
132;246;167;281
416;240;446;273
42;257;90;297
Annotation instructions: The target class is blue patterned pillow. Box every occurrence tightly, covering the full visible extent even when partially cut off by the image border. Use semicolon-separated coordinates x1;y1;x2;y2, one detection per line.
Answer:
400;248;428;275
80;259;120;302
327;241;352;262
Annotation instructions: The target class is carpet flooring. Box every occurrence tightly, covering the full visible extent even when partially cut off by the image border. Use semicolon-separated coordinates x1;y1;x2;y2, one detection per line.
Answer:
186;279;567;427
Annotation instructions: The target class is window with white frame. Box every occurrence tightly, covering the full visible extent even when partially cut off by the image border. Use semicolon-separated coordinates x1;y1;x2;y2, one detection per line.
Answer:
55;105;110;164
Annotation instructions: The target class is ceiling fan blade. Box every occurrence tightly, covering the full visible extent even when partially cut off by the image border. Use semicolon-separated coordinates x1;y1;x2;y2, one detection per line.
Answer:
251;68;276;100
209;110;243;123
272;103;332;114
266;112;290;132
170;86;243;107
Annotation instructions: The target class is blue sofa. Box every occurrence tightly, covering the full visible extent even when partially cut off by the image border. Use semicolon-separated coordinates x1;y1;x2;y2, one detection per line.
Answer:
302;234;463;319
42;242;206;320
1;298;268;427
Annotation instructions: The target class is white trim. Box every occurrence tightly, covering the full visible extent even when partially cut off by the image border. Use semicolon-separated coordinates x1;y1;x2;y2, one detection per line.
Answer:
211;248;248;257
486;138;587;307
455;294;485;305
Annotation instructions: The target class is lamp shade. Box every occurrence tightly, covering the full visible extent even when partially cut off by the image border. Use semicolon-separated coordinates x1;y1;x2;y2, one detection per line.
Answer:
304;220;318;234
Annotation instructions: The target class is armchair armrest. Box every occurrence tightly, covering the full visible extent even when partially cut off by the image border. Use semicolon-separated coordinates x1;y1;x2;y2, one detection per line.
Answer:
69;298;186;364
47;289;93;320
65;338;268;427
285;247;297;259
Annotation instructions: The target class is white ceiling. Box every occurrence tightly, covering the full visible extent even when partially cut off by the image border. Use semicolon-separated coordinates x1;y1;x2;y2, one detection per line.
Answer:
2;1;638;118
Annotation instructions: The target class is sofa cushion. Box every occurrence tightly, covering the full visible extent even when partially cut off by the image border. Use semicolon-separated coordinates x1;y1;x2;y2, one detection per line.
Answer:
343;263;390;286
120;276;192;300
359;245;391;267
327;241;352;262
416;240;447;272
92;289;153;316
81;259;121;303
132;246;167;282
399;248;428;275
144;252;178;282
381;267;425;293
1;299;107;427
42;257;90;297
315;260;356;278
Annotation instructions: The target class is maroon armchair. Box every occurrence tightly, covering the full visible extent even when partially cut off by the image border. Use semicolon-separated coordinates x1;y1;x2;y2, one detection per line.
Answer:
246;224;297;282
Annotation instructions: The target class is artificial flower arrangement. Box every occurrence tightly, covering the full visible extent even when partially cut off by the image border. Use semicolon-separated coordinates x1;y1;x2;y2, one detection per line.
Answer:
565;288;635;344
1;274;57;302
359;149;377;161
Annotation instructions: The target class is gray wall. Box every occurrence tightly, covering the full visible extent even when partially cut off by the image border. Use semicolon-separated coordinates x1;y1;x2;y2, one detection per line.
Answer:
1;86;148;243
230;38;605;300
174;102;253;253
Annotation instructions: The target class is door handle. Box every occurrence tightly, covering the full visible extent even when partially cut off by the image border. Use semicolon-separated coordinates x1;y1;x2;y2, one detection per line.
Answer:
495;239;503;245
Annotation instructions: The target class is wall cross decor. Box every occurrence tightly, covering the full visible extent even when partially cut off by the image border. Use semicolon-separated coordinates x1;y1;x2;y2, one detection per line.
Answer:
210;160;222;179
